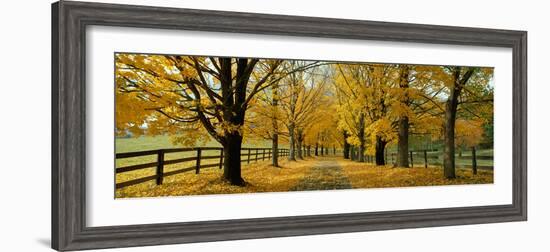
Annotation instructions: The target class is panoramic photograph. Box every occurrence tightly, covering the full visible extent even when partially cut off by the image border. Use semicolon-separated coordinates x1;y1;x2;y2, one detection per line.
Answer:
114;53;494;198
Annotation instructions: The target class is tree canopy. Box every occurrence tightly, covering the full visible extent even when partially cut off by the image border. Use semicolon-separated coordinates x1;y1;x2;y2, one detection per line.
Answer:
116;53;494;184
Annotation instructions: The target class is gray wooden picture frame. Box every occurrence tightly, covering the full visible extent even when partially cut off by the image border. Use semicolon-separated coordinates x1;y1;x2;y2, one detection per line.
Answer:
51;1;527;251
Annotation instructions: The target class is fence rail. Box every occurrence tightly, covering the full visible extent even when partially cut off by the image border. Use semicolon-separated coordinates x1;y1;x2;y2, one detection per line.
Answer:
384;147;492;173
116;147;290;189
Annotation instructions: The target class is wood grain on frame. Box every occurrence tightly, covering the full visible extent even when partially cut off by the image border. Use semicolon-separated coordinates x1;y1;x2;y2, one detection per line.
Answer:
52;1;527;251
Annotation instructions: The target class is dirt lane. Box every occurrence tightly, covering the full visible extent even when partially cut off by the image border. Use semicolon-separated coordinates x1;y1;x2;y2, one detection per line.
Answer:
291;158;352;191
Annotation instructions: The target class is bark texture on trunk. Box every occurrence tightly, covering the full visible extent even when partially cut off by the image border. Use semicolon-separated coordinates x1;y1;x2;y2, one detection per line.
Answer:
397;65;410;168
271;134;279;167
358;113;366;162
472;146;477;175
443;67;475;179
343;131;351;159
397;116;409;167
271;83;279;167
296;129;304;159
443;96;458;178
222;133;244;185
297;140;303;159
288;122;296;161
315;143;318;156
375;136;387;165
218;58;256;185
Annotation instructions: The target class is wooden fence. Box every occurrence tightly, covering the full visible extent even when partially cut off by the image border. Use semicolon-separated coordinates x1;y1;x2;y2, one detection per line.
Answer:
349;147;492;172
116;147;290;189
386;147;493;172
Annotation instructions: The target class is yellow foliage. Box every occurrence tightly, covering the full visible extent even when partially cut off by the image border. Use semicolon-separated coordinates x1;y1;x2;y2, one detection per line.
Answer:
455;119;484;147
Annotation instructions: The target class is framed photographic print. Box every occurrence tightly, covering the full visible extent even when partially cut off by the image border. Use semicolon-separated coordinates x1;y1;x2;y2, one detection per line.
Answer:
52;1;527;251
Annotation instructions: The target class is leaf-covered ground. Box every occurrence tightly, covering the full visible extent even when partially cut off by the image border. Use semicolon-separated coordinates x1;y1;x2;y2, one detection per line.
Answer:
116;157;316;198
116;157;493;198
337;158;493;188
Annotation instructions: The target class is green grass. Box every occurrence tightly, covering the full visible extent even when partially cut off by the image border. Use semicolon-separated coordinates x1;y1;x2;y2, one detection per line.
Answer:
115;135;278;153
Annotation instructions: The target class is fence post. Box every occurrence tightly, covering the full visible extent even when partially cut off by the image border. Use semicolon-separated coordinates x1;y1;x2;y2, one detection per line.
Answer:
255;149;259;162
219;148;224;169
472;146;477;175
156;149;165;185
424;150;428;168
247;149;251;163
410;151;414;168
195;148;202;174
262;149;265;161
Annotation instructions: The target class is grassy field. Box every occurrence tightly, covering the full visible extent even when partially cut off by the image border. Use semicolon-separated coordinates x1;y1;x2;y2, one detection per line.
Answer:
116;135;277;153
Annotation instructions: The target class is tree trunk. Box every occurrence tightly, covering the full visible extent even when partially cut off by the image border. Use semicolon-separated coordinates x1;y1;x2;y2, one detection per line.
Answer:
375;136;387;165
223;133;245;186
472;146;477;175
358;113;366;162
315;143;318;156
443;102;457;178
443;67;474;179
218;57;254;186
297;139;303;159
358;145;365;162
272;133;279;167
296;129;304;159
321;145;324;156
343;131;351;159
288;122;296;161
397;65;410;168
271;82;279;167
397;116;409;167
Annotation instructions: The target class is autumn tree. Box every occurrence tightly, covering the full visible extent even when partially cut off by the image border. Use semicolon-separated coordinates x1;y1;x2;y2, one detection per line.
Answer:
410;65;493;178
277;63;328;161
116;54;321;185
333;65;368;162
